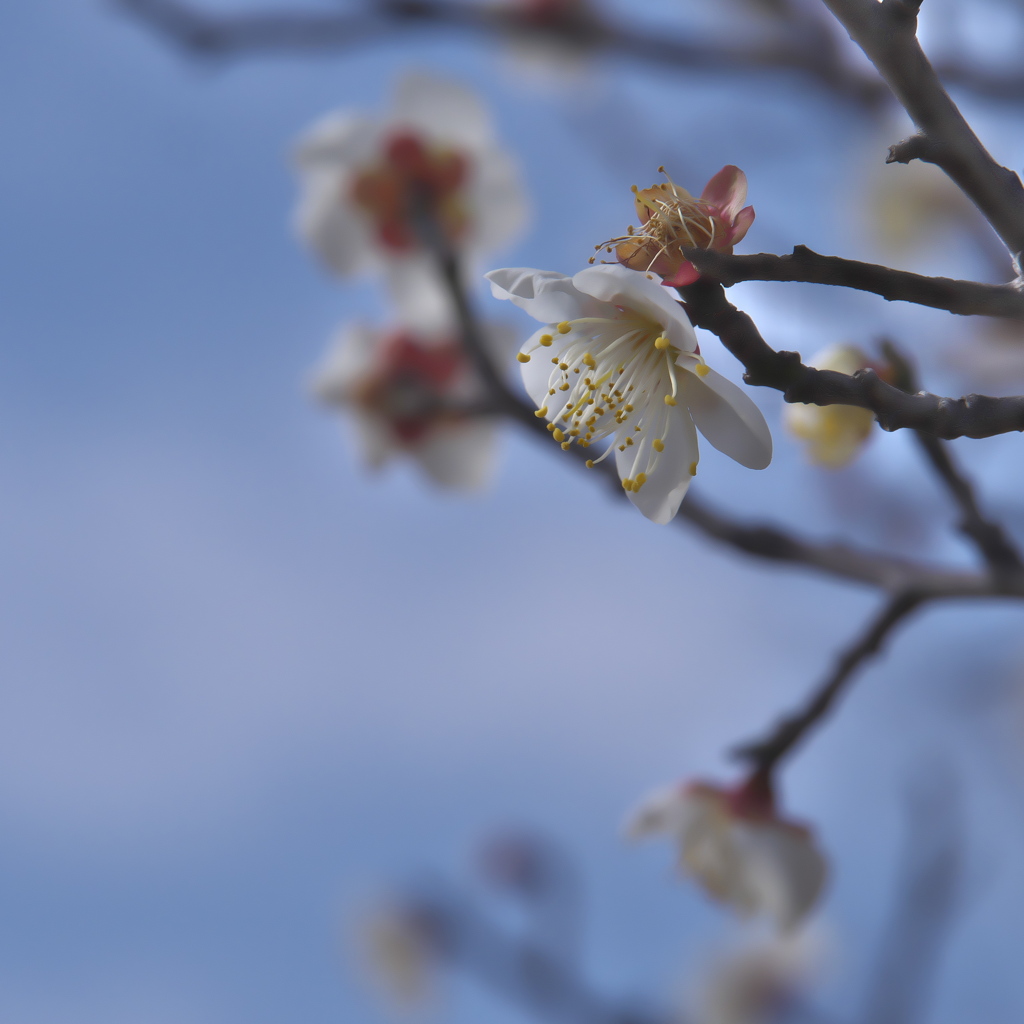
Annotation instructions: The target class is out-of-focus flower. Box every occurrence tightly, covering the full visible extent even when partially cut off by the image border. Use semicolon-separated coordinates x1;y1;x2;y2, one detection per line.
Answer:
693;933;821;1024
783;344;876;468
596;166;755;287
294;73;527;283
358;901;445;1010
494;0;599;85
486;264;772;524
625;774;826;930
312;322;498;490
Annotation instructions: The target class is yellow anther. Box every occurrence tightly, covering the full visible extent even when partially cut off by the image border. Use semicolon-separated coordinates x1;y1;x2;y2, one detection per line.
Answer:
689;461;698;476
653;439;665;452
557;321;572;334
586;459;595;468
573;367;580;374
622;477;634;490
635;472;647;486
579;440;590;448
582;353;596;368
559;362;569;371
626;437;634;446
546;423;556;432
548;388;556;395
618;444;626;452
630;184;639;193
595;407;605;416
539;334;553;346
534;406;548;417
654;336;670;350
559;383;570;391
664;395;677;406
517;352;531;363
551;357;560;364
624;404;634;412
695;362;710;377
552;428;565;442
561;441;571;450
569;429;580;436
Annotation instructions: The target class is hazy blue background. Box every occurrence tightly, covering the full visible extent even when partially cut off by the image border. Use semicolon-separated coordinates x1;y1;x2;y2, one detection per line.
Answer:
3;1;1024;1021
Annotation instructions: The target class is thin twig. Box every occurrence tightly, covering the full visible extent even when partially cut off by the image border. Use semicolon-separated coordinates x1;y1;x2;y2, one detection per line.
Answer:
685;246;1024;321
820;0;1024;258
732;590;926;771
680;278;1024;440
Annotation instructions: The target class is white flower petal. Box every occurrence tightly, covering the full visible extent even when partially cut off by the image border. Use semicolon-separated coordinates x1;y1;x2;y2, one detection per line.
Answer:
571;265;698;353
616;407;698;524
415;421;498;490
486;268;594;322
294;176;378;278
349;411;395;470
678;367;772;470
623;785;693;839
394;73;493;150
385;257;457;334
293;112;379;171
310;322;376;403
730;822;827;931
469;146;530;255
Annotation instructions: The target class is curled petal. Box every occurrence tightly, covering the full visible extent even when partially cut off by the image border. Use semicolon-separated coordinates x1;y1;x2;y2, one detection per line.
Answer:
486;267;590;323
701;164;748;223
728;205;756;246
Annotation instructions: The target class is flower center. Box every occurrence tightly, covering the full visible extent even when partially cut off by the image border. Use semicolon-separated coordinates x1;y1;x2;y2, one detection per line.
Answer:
522;315;704;490
355;332;464;444
349;131;471;253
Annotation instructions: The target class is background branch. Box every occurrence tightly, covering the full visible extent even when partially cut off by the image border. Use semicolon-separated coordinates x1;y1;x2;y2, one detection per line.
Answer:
821;0;1024;258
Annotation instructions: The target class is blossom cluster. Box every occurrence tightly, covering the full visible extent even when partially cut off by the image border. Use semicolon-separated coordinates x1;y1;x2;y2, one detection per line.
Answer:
295;73;527;487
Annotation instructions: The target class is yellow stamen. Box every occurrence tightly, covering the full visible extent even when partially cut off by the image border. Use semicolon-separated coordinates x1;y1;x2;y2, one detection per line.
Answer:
653;439;665;452
552;428;565;442
517;352;531;363
689;461;698;475
654;336;670;350
586;459;595;468
557;321;572;334
695;362;710;377
539;335;553;346
534;406;548;418
664;395;677;406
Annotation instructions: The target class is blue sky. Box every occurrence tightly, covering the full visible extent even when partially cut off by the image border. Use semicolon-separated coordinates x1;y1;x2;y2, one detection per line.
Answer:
3;1;1024;1021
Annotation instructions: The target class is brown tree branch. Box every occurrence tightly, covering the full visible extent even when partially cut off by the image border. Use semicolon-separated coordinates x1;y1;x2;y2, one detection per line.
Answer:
881;340;1024;573
685;246;1024;321
820;0;1024;258
680;278;1024;441
732;590;926;771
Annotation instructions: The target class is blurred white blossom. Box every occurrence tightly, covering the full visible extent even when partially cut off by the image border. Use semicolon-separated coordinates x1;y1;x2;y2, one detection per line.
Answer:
294;72;527;324
626;776;826;930
487;264;771;523
783;344;876;468
692;932;822;1024
312;322;499;490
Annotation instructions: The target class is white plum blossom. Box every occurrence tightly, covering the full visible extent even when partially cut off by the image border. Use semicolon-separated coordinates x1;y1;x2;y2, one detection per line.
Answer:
486;264;772;523
312;321;498;491
294;73;527;323
783;344;876;468
626;777;826;931
693;933;822;1024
